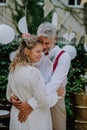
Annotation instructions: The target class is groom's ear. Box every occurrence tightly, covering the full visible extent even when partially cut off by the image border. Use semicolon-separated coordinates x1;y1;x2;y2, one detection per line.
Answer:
55;35;58;41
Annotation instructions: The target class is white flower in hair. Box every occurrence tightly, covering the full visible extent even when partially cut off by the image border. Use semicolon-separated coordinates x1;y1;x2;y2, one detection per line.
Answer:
22;33;31;40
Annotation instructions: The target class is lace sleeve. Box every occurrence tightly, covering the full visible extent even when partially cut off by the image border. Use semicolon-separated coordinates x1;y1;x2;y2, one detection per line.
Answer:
29;68;58;108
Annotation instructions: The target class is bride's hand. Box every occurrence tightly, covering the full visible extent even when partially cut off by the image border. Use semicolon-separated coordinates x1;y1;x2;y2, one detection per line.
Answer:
57;87;65;97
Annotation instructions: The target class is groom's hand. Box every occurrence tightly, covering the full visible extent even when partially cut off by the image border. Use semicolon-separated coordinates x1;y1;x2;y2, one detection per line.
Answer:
18;102;33;123
10;95;22;110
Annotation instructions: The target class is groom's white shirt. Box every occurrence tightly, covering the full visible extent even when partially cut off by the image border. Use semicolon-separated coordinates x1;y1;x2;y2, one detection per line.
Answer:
28;46;71;109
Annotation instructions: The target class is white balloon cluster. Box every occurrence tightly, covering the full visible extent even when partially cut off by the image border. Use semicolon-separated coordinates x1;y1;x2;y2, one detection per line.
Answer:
52;12;58;30
9;16;28;61
10;51;17;62
18;16;28;34
62;45;77;60
0;24;15;44
0;15;28;45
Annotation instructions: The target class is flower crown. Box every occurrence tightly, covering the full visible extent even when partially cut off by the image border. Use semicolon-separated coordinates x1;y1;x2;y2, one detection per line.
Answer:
22;33;31;41
21;33;43;48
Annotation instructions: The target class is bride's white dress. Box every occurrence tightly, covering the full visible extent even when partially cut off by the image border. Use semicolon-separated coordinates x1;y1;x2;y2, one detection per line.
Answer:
6;65;58;130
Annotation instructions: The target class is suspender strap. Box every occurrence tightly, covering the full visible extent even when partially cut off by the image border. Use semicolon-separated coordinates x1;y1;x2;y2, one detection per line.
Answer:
53;50;65;73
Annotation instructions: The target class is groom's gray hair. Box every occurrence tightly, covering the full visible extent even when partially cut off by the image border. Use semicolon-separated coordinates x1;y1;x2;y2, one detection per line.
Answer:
37;22;56;38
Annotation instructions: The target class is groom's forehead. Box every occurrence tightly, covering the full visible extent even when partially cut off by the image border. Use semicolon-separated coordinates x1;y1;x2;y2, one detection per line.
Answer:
41;37;52;43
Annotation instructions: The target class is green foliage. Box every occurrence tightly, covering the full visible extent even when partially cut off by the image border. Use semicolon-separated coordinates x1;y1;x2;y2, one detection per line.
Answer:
65;42;87;117
57;37;87;121
57;40;87;130
26;0;44;34
0;39;19;99
8;0;44;34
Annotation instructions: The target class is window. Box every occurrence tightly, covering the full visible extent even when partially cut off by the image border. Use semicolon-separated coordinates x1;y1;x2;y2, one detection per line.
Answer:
68;0;82;8
69;0;74;5
0;0;6;6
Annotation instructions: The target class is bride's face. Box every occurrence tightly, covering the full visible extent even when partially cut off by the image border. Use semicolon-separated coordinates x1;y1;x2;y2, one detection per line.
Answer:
27;43;43;63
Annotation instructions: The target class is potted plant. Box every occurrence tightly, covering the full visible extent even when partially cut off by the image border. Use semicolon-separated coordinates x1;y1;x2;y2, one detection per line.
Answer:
81;70;87;93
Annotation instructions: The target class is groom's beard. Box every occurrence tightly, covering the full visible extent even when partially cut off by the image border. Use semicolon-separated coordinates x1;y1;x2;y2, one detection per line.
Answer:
43;48;50;55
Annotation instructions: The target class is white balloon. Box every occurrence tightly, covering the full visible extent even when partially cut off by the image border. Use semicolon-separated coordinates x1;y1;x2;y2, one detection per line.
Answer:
18;16;28;33
62;45;77;60
84;43;87;52
0;24;15;44
52;12;58;29
10;51;17;62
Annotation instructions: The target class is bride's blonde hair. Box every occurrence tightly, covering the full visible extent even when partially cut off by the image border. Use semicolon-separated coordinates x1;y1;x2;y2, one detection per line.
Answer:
9;35;43;72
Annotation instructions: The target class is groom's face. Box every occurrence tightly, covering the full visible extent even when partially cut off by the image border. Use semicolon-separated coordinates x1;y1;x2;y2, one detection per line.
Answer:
40;36;54;55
